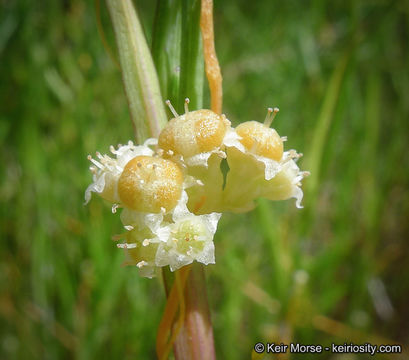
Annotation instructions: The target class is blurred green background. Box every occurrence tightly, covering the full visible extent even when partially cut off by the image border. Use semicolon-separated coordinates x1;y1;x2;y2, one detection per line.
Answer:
1;0;408;359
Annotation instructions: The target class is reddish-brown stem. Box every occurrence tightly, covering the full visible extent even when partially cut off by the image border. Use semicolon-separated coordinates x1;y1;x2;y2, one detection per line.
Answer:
173;263;216;360
156;266;192;360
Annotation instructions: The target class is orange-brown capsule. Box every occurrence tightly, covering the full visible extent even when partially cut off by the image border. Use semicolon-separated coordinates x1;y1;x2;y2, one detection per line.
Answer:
235;121;283;161
158;109;229;158
118;156;183;213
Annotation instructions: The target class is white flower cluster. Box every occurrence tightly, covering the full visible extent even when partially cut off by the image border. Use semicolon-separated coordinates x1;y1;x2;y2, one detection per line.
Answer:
86;139;219;278
85;102;308;277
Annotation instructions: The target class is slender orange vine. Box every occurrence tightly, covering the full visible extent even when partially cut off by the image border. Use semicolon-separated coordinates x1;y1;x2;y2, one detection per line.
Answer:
201;0;223;114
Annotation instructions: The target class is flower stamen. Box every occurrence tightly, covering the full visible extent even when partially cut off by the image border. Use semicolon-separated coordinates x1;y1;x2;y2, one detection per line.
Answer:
165;100;179;118
117;243;137;249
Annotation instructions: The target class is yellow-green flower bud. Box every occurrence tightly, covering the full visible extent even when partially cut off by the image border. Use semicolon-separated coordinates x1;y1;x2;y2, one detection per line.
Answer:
221;108;308;211
158;108;229;159
235;120;283;161
118;156;184;213
85;139;156;205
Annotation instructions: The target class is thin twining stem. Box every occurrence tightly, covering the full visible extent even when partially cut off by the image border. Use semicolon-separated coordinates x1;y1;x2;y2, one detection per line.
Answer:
156;265;192;360
200;0;222;114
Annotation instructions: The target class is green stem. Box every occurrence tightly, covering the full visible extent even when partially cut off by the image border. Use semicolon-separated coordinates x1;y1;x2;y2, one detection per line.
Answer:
152;0;182;107
179;0;204;112
153;1;215;358
107;0;215;357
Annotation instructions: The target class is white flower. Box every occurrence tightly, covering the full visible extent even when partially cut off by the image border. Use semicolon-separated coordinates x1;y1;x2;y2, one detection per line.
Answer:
118;231;160;278
84;139;157;204
116;190;222;276
85;105;308;278
155;211;221;271
260;155;309;209
222;124;309;210
223;127;284;180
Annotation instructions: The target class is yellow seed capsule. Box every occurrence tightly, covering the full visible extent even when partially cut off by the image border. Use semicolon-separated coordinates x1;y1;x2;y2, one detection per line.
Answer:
158;109;229;158
118;156;183;213
235;121;283;161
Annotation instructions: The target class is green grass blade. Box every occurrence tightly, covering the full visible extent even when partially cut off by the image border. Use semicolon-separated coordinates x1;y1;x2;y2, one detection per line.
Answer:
106;0;167;141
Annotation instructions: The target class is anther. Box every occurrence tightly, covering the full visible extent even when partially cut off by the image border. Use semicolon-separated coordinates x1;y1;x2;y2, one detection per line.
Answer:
124;225;134;231
142;239;150;247
165;100;179;118
136;261;148;268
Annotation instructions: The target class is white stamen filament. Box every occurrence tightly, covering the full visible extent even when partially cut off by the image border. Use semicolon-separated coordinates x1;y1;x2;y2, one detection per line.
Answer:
117;243;137;249
87;156;104;170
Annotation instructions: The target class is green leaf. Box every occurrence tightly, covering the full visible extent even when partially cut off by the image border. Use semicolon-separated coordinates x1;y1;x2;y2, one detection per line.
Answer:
152;0;203;114
106;0;167;141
